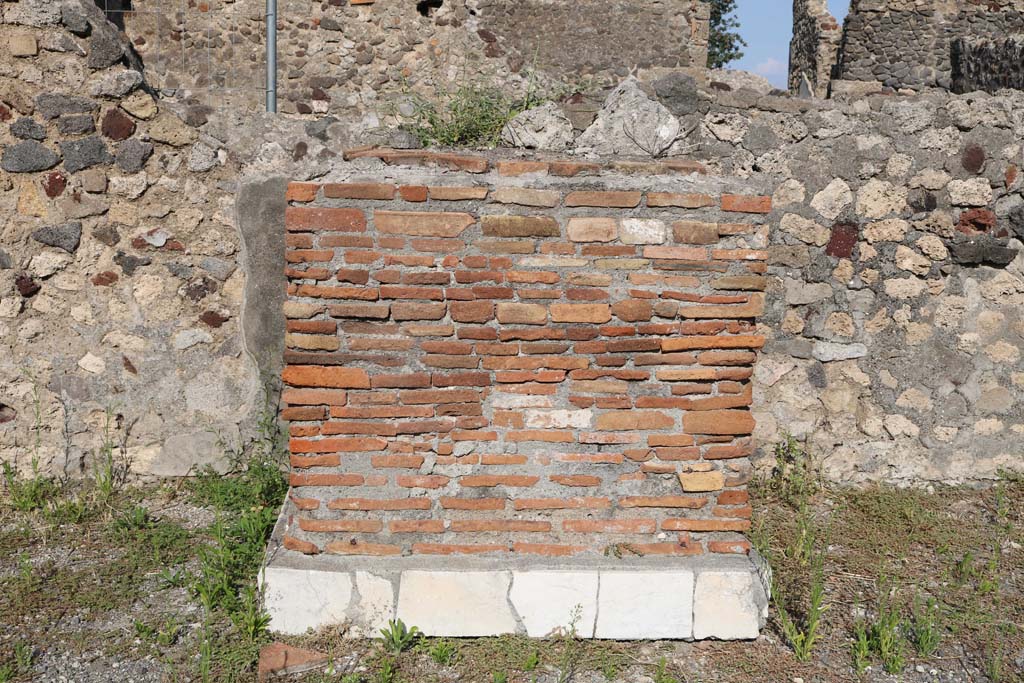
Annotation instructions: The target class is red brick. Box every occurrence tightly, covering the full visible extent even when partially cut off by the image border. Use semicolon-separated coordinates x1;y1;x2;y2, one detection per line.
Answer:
647;192;714;208
412;543;508;555
328;303;390;319
460;475;540;487
565;191;641;208
662;519;751;532
481;215;560;238
492;187;560;207
290;436;386;452
299;519;384;533
295;285;380;301
324;182;396;200
290;473;363;486
549;304;611;323
373;455;425;468
709;540;751;554
441;497;506;510
661;335;765;352
283;366;371;388
619;496;706;508
325;541;402;556
283;388;348;406
286;182;319;202
399;185;428;202
563;519;656;533
512;543;587;556
450;300;495;323
550;475;601;487
451;520;551;532
683;410;755;435
375;211;474;237
721;194;772;213
391;302;447;320
496;160;550;176
286;207;366;232
429;185;489;200
391;520;445;533
283;535;320;554
328;498;431;511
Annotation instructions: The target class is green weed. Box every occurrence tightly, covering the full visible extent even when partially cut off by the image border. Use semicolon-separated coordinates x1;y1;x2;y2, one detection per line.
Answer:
378;619;420;655
909;595;942;657
766;433;820;507
652;657;681;683
492;673;509;683
522;649;540;671
871;587;906;674
2;459;60;513
374;658;397;683
776;551;828;661
12;643;31;674
427;639;458;666
852;619;871;675
0;664;13;683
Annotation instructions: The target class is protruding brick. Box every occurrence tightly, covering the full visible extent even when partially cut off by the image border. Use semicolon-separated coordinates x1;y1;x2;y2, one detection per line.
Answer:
567;217;617;243
496;303;548;325
721;194;772;214
683;410;755;435
481;215;560;238
283;366;371;388
324;183;396;200
375;211;475;237
549;304;611;323
565;191;642;208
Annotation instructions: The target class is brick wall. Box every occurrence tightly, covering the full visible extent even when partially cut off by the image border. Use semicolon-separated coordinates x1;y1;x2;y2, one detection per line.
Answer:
279;151;770;560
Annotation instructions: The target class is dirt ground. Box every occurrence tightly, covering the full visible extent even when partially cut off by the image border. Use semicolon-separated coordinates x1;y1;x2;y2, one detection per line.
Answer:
1;456;1021;683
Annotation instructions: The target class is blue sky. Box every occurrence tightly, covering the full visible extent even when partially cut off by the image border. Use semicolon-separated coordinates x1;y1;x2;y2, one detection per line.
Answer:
729;0;850;88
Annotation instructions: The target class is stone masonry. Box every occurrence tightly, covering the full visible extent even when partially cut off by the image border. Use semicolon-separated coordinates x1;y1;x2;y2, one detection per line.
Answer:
791;0;1024;94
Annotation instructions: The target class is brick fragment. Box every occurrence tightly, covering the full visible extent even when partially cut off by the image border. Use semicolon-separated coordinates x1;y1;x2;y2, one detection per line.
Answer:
375;211;474;237
566;217;617;242
648;192;714;208
721;194;772;213
549;304;611;323
283;366;371;388
324;182;396;200
683;410;755;435
596;411;674;431
481;215;560;238
286;207;366;232
565;191;641;208
429;185;489;201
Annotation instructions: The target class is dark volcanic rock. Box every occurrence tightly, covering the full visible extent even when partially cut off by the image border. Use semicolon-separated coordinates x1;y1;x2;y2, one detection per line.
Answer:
10;117;46;140
950;236;1018;268
32;222;83;253
60;136;112;172
115;138;154;173
1;140;59;173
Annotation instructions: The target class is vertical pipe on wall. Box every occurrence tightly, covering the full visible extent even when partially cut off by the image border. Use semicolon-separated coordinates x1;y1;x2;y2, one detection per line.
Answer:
266;0;278;113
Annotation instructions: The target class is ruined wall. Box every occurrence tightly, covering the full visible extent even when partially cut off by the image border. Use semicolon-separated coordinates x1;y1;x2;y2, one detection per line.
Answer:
3;0;1023;487
835;0;1024;91
788;0;842;97
118;0;708;117
277;155;769;559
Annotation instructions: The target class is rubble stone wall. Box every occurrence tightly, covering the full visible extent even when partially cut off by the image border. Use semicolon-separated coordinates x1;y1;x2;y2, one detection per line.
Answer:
835;0;1024;91
2;0;1023;487
277;155;769;559
117;0;708;117
788;0;842;97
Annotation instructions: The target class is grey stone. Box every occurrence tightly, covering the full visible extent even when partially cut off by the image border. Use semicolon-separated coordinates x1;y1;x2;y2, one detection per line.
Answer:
61;6;91;36
813;341;868;362
1009;204;1024;240
87;31;125;70
1;140;59;173
57;115;96;136
3;0;61;26
115;138;154;174
305;116;338;141
784;278;833;305
576;77;681;157
31;222;82;254
89;69;143;98
35;93;96;120
114;251;151;276
10;117;46;141
201;257;236;281
386;127;423;150
60;136;112;173
950;237;1018;267
0;249;12;269
237;177;288;371
651;71;699;117
500;102;575;151
187;143;218;172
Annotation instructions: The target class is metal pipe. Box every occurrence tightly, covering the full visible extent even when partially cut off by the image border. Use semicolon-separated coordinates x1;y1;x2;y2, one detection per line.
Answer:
266;0;278;113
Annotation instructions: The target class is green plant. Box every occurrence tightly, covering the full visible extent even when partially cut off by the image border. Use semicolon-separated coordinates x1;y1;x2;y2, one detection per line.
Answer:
12;643;31;674
0;664;13;683
232;585;272;642
776;551;828;661
401;78;546;149
375;658;397;683
652;657;681;683
378;619;420;655
2;459;60;513
555;606;584;683
492;673;509;683
157;567;188;589
910;595;942;657
871;589;906;674
522;649;540;671
852;619;871;675
767;433;820;508
428;639;457;666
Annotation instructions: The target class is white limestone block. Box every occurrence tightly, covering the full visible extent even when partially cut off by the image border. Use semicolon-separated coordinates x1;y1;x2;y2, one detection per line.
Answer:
692;569;767;640
396;571;518;636
262;567;352;635
510;571;599;638
349;571;396;638
595;571;694;639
